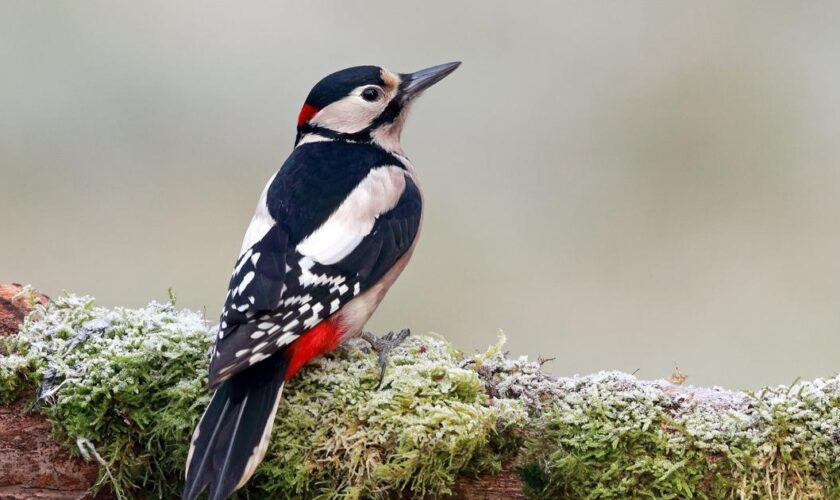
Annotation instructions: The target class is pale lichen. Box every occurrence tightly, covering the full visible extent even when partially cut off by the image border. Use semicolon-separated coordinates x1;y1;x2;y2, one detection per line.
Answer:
0;293;837;499
465;332;565;410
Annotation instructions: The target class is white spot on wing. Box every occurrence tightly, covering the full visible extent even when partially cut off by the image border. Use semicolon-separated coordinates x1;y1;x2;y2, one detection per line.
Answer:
233;249;253;276
237;271;255;296
249;353;271;365
303;303;324;329
275;333;299;347
282;293;312;307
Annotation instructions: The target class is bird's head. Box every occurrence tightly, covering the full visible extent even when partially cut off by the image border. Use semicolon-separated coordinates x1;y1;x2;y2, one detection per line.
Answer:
295;62;461;152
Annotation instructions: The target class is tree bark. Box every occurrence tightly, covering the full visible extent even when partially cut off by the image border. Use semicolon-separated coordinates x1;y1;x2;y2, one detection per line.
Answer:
450;465;525;499
0;284;100;500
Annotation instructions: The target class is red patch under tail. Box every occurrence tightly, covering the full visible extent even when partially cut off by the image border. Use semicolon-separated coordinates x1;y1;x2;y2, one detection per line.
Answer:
284;320;342;380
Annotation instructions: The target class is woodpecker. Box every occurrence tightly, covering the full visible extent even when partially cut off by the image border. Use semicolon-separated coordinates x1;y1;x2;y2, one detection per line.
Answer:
182;61;460;500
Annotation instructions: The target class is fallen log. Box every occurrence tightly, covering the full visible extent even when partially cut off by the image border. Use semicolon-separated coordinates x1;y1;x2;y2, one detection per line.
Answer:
0;284;837;499
0;284;99;500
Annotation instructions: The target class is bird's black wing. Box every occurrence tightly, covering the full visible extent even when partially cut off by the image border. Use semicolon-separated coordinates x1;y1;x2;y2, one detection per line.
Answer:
208;142;421;387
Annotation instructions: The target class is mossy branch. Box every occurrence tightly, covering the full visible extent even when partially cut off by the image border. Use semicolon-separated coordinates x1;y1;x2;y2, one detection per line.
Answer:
0;285;838;499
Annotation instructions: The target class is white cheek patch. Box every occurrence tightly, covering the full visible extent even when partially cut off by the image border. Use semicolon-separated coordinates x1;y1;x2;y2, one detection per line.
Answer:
309;94;385;134
296;166;406;265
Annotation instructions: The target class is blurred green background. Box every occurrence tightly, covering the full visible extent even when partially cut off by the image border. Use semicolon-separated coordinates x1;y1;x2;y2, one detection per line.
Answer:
2;2;839;389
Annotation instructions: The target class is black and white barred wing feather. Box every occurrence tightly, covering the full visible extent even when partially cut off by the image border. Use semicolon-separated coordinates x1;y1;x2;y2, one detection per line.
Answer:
208;153;421;387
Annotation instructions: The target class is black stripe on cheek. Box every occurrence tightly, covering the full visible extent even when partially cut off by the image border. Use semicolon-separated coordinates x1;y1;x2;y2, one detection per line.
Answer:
370;99;404;128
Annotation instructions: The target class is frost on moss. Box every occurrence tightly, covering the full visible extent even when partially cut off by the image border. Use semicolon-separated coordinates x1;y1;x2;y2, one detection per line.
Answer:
0;294;522;499
248;335;526;499
0;293;838;499
0;293;212;498
518;372;840;499
0;353;33;404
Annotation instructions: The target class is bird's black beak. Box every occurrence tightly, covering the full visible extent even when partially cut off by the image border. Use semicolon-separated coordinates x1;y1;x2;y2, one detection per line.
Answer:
401;61;461;101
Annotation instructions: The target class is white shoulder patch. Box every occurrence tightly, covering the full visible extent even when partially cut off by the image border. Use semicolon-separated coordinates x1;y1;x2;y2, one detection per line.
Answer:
296;133;332;146
239;172;278;257
296;166;406;265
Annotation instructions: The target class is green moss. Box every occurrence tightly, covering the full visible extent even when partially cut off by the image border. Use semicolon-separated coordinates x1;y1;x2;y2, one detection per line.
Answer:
0;293;837;499
244;334;528;499
0;352;34;403
2;293;212;498
518;372;840;499
0;294;519;499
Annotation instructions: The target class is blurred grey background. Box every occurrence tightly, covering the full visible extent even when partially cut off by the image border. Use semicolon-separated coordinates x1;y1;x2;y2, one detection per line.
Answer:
2;2;839;389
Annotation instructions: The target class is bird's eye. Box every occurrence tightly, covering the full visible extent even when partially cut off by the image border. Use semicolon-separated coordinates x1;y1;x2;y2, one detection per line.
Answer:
361;87;382;102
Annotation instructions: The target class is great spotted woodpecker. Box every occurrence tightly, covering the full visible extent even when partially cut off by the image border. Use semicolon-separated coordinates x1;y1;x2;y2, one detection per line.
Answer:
182;62;460;500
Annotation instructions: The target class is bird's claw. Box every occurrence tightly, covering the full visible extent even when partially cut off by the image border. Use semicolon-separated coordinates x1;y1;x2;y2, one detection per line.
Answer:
361;328;410;389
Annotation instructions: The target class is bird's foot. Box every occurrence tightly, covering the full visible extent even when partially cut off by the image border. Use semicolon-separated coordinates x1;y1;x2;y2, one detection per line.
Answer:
360;328;411;389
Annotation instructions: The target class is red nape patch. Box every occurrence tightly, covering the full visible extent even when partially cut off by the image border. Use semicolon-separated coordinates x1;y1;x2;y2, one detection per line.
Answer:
297;103;320;127
284;320;342;380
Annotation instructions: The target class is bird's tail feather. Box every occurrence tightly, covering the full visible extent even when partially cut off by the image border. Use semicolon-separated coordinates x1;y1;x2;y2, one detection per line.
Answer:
182;354;289;500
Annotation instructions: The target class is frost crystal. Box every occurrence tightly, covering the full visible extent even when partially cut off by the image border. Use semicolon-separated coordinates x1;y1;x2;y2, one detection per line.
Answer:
0;296;837;499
